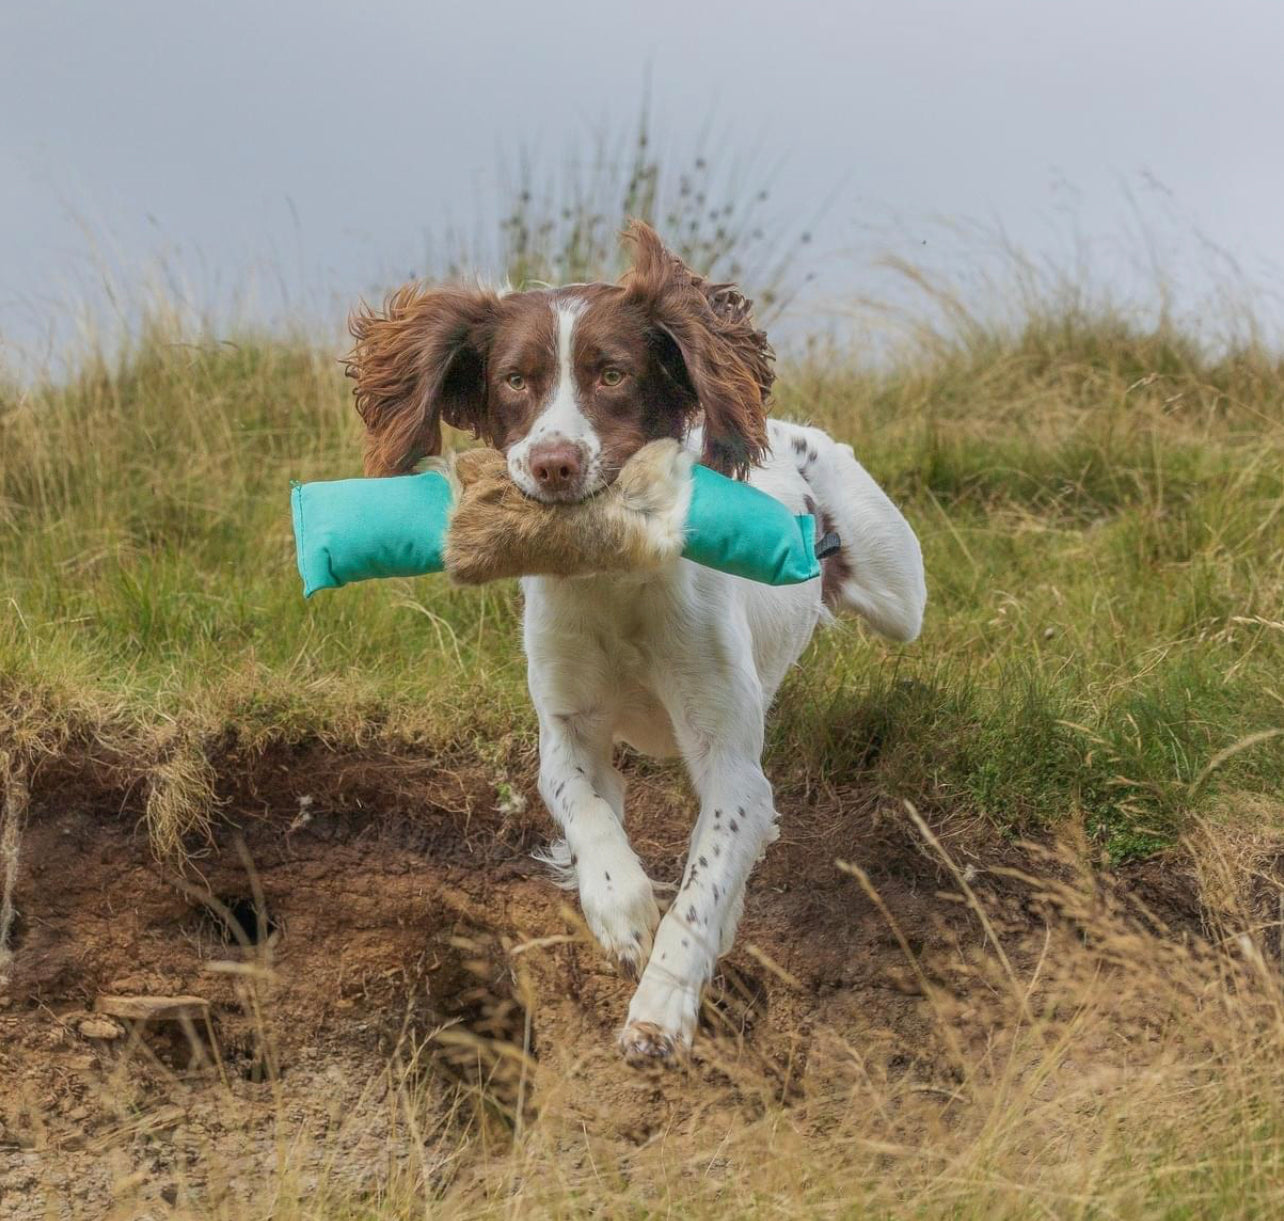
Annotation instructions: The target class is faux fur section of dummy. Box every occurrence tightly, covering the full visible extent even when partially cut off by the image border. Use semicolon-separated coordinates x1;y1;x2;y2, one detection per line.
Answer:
441;439;693;585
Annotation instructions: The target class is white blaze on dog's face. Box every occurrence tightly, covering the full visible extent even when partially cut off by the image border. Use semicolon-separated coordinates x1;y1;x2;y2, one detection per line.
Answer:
344;222;774;498
506;303;593;500
498;300;602;502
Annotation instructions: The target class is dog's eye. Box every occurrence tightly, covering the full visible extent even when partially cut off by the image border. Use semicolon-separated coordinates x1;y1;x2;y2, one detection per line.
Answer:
600;369;624;387
506;373;526;391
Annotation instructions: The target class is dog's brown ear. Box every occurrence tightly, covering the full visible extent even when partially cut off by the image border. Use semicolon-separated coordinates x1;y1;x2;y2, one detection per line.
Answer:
345;285;499;476
621;221;773;478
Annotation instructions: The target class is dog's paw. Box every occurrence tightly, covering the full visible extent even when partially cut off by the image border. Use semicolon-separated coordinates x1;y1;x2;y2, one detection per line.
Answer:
618;1019;682;1062
580;863;661;979
620;974;700;1061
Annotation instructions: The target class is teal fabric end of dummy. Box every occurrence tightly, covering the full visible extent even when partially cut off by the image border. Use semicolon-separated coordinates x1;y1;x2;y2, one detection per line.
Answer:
291;470;454;597
681;465;822;585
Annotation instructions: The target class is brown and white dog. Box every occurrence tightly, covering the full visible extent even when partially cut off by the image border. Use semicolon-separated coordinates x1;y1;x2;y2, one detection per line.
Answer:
345;222;926;1058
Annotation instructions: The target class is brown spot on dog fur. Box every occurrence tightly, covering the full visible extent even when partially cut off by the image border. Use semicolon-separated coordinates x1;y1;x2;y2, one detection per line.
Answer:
818;506;852;609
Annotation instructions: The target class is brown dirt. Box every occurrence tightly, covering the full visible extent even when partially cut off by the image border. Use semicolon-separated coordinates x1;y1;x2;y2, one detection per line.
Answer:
0;742;1238;1218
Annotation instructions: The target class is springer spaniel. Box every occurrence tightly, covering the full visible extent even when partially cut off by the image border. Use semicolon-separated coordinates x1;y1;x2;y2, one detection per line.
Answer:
346;223;927;1058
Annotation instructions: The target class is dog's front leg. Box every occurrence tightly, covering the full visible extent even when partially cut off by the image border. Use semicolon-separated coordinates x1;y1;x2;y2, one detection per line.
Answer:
619;669;779;1059
537;709;660;978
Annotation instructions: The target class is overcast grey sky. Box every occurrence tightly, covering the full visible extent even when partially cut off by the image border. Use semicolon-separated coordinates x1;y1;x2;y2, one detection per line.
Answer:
4;0;1283;366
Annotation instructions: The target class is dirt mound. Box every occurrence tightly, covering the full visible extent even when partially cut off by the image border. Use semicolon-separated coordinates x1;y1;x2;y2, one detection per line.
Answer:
0;743;1257;1217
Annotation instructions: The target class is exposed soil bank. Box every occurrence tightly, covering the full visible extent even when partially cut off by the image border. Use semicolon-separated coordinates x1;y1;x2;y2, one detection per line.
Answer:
0;743;1237;1217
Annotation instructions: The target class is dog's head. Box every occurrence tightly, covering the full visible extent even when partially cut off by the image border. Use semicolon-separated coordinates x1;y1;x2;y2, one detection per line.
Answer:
344;222;773;501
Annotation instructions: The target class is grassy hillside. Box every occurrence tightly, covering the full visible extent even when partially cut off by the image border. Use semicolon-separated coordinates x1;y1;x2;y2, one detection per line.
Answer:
2;294;1282;863
4;245;1284;1217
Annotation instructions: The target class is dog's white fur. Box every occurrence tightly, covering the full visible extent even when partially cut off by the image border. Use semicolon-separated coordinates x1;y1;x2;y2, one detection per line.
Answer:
523;409;927;1057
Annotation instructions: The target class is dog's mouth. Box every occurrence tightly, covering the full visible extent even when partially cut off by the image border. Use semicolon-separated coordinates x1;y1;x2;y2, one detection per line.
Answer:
522;476;609;506
510;460;613;506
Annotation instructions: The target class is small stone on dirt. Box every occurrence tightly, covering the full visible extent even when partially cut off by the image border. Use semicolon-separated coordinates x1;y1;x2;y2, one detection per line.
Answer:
77;1016;124;1041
